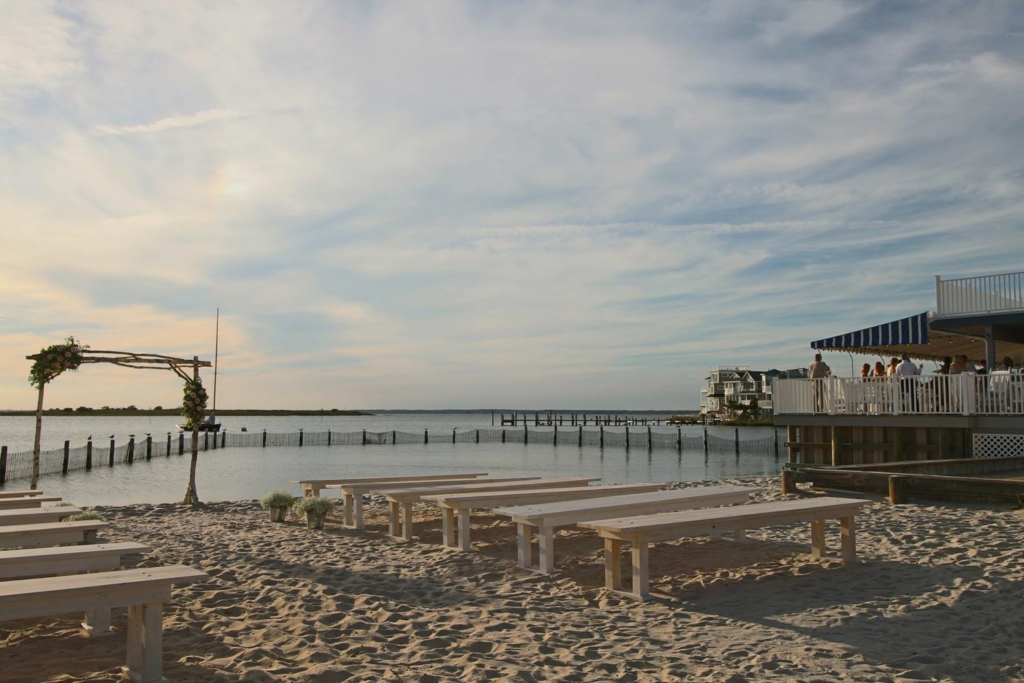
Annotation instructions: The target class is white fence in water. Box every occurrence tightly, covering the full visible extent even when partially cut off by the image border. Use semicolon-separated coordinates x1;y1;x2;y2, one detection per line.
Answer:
0;426;782;484
774;374;1024;416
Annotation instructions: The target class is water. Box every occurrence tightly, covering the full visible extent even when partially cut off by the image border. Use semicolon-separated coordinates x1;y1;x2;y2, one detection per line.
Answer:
0;413;784;506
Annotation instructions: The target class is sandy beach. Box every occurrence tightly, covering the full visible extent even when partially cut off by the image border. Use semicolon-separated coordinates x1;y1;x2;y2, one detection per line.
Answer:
2;477;1022;682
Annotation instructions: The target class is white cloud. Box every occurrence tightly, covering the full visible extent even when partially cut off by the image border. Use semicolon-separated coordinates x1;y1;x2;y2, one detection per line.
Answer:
93;108;246;136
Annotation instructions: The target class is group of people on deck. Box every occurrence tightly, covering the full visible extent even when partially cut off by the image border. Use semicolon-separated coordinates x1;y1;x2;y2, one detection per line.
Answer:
856;354;1017;378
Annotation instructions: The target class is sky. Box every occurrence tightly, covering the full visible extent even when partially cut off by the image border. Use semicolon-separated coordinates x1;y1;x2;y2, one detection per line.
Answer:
1;1;1023;411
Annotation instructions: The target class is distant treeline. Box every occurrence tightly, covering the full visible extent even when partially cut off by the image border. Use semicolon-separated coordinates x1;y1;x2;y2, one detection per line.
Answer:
0;408;372;417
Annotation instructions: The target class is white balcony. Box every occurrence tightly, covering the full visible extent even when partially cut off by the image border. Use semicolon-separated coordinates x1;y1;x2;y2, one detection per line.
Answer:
774;375;1024;416
936;271;1024;318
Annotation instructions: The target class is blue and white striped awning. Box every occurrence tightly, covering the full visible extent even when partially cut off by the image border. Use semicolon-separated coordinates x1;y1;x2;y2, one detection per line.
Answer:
811;312;929;351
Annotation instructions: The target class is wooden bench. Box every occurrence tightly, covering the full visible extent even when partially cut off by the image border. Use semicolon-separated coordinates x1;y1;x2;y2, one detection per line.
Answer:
0;495;63;510
579;496;869;600
331;476;538;529
422;483;665;551
0;542;152;635
0;507;82;526
0;489;45;499
290;473;487;497
494;485;757;574
0;565;207;683
0;521;109;549
378;477;601;541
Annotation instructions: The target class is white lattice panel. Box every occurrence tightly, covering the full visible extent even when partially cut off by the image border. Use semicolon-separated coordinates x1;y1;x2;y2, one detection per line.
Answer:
973;433;1024;458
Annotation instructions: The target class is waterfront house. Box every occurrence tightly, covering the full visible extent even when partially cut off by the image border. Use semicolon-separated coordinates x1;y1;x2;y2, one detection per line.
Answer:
701;366;807;420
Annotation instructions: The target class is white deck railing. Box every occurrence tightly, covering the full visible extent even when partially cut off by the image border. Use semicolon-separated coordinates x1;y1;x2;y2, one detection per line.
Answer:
775;375;1024;416
936;271;1024;317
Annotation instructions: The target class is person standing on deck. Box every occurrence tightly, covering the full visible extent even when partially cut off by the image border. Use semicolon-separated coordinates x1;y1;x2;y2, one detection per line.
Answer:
808;353;831;412
895;353;920;411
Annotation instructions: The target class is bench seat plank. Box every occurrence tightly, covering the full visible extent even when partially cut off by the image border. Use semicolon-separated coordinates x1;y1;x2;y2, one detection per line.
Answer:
0;507;82;527
0;521;109;549
292;473;487;497
0;542;151;580
0;496;62;510
493;485;758;574
422;483;665;551
333;476;531;528
0;490;45;499
580;496;869;600
378;478;601;541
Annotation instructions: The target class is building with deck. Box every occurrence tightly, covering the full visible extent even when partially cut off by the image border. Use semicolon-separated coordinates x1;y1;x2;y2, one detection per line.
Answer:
701;366;807;420
775;271;1024;464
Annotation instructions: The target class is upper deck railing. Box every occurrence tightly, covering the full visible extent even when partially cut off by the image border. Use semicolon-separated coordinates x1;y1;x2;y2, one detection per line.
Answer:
935;271;1024;318
775;375;1023;417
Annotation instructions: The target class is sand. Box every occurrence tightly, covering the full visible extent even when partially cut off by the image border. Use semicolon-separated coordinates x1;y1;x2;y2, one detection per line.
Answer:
1;477;1022;682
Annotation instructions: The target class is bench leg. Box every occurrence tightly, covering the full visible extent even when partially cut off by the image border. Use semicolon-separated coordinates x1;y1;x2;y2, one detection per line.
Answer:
123;602;164;683
82;608;112;637
401;502;414;541
457;510;471;551
733;528;747;543
388;502;400;536
343;494;354;526
538;525;555;574
83;529;97;545
811;520;826;559
840;516;856;563
604;538;622;591
442;507;456;547
517;523;533;570
631;541;650;600
352;495;364;530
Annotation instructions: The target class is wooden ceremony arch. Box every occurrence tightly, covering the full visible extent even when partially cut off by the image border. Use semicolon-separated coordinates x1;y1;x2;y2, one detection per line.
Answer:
25;348;212;505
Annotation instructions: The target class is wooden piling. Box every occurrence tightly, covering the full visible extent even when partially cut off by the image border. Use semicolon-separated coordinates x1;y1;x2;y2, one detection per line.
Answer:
299;429;303;447
86;438;92;470
781;468;798;495
889;474;910;504
166;433;171;458
109;438;115;467
127;436;135;463
146;435;152;460
0;446;6;483
62;440;70;474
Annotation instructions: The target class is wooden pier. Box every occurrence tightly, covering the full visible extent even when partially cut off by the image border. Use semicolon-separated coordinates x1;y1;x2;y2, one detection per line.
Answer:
497;413;660;427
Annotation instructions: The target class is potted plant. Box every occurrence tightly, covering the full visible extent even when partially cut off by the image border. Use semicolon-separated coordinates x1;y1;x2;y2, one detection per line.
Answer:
261;491;297;523
294;496;334;529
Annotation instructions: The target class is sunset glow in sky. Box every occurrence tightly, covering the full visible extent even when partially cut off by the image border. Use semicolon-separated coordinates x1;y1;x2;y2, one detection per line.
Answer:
2;1;1023;410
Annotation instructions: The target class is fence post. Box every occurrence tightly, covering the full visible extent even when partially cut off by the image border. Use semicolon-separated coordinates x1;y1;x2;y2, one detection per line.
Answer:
203;433;209;451
127;436;135;464
328;430;332;447
452;428;456;442
393;430;397;444
221;431;226;448
166;433;171;458
648;426;652;451
553;426;557;448
262;429;267;448
109;438;115;467
475;429;479;444
600;426;604;448
625;426;630;452
703;427;708;455
579;425;583;447
774;430;780;457
86;438;93;470
677;428;682;452
425;429;428;444
501;429;506;443
524;425;528;445
734;427;740;455
362;429;367;446
299;429;304;447
0;445;6;484
179;432;184;455
211;430;216;450
146;435;152;460
62;440;70;474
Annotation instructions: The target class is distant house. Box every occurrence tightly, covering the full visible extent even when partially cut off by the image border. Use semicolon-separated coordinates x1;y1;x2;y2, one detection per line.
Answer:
701;366;808;419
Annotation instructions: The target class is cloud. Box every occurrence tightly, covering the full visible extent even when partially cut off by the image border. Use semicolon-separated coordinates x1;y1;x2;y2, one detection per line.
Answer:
0;1;1022;410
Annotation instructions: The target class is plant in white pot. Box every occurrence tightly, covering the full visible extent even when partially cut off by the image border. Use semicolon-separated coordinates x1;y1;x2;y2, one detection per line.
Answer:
261;491;297;523
294;496;334;529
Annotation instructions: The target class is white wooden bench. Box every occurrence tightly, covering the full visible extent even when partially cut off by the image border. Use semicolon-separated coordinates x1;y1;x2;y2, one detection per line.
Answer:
378;477;601;541
0;565;207;683
579;496;869;600
0;507;82;526
493;485;757;574
332;477;540;530
0;489;45;499
0;521;109;549
0;495;63;510
422;483;665;551
0;542;152;635
290;473;487;497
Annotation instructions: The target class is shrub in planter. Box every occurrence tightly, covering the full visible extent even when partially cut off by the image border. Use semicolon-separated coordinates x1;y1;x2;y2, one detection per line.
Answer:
293;496;334;529
65;511;106;522
261;491;297;522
